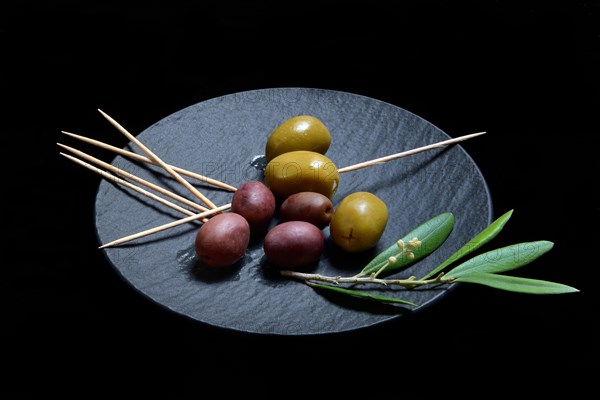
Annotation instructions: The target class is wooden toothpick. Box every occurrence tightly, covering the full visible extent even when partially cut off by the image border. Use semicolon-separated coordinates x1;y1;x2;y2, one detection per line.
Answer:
58;143;210;214
97;109;218;209
60;152;203;220
61;131;237;192
337;131;486;173
98;203;232;249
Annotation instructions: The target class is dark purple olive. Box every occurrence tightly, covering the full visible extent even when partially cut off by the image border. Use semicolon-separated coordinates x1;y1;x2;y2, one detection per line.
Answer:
194;212;250;268
231;180;276;230
263;221;324;269
279;191;334;229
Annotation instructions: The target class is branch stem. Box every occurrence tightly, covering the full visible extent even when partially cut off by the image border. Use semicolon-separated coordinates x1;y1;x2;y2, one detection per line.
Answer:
279;270;451;288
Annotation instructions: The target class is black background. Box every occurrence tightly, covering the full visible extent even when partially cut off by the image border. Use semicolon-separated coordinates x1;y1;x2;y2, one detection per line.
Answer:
4;0;598;394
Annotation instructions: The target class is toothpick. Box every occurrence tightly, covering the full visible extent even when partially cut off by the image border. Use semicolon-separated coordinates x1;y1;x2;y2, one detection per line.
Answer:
97;109;218;209
98;203;232;249
337;131;486;173
61;131;237;192
60;152;202;220
58;143;210;214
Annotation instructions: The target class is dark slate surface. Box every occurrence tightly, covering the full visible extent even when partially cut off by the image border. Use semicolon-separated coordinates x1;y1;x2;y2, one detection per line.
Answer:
94;88;493;335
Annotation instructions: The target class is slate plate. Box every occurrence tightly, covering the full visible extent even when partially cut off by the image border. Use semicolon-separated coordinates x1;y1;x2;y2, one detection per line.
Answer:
94;87;493;335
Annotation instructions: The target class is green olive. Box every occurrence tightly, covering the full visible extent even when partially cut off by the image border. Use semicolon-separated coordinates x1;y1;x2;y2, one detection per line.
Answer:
265;115;332;162
329;192;388;253
264;150;340;199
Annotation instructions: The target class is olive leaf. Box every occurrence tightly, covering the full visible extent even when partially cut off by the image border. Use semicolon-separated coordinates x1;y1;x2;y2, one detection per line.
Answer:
455;273;579;294
281;211;578;310
357;212;455;278
306;282;417;306
420;209;514;280
444;240;554;279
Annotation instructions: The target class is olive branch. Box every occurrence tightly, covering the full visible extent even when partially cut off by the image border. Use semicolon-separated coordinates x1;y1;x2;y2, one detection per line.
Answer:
279;210;579;306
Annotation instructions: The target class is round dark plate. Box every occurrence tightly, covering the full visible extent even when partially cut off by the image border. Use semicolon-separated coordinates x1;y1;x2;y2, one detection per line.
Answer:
94;87;493;335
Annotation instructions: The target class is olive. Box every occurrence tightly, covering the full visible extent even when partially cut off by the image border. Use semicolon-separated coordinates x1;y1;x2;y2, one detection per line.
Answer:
194;212;251;268
231;180;276;231
265;115;332;162
264;150;340;199
263;221;325;269
329;192;388;253
279;192;334;230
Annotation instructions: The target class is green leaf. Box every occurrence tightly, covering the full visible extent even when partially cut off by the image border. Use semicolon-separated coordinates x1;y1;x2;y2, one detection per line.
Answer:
456;273;579;294
445;240;554;279
421;209;514;280
358;212;455;278
306;282;417;306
